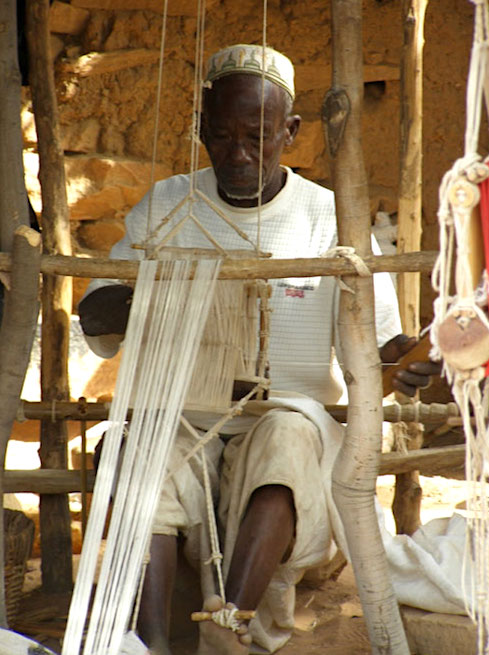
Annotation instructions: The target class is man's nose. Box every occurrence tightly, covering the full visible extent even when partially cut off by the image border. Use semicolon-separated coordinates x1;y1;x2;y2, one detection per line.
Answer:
228;140;252;164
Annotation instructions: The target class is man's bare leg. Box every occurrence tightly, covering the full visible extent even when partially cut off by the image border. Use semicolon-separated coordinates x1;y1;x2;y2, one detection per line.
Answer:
198;484;296;654
137;534;177;655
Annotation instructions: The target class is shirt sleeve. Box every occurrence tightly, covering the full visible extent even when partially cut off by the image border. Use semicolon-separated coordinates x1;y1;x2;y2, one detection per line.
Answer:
80;189;152;357
372;234;402;347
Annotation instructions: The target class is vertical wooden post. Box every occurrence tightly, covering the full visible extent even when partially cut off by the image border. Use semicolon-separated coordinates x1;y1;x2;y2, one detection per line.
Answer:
397;0;427;335
0;0;35;625
393;0;428;537
26;0;73;592
0;0;31;253
322;1;409;652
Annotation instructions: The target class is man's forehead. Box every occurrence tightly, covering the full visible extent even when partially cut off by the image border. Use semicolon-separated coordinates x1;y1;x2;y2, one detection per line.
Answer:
204;44;295;101
204;76;285;122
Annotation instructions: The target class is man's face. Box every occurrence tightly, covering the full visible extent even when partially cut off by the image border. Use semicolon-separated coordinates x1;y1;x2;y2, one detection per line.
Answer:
201;74;300;206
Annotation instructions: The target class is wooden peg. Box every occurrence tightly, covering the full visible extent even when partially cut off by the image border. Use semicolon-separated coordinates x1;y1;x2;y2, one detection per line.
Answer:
191;610;256;622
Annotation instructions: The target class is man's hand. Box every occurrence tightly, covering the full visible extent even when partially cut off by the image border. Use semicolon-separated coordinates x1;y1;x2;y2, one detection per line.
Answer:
379;334;441;397
78;284;133;336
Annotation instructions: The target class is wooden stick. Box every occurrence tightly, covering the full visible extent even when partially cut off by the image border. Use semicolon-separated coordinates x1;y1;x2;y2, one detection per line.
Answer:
191;610;256;622
13;398;460;425
1;443;467;494
0;249;439;279
26;0;73;593
325;0;409;651
0;227;41;628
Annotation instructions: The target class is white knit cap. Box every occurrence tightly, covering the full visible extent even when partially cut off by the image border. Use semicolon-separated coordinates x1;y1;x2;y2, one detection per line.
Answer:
204;44;295;100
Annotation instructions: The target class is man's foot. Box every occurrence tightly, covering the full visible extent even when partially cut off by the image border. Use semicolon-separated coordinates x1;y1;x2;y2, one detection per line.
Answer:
197;595;252;655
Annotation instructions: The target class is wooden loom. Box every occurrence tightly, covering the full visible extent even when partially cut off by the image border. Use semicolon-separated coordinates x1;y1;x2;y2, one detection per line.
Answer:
0;1;468;655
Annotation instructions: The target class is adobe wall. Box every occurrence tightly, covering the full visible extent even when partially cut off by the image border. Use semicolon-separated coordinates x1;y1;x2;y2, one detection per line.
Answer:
22;0;486;327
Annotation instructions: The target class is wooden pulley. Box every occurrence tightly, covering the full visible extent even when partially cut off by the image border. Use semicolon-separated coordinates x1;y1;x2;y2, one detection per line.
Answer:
437;307;489;370
436;176;489;370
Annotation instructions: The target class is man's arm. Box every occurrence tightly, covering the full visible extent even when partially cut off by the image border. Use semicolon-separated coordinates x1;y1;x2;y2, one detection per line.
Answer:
79;284;133;337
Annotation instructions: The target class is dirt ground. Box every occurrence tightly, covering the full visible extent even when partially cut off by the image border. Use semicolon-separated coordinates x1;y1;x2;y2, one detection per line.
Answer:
11;473;470;655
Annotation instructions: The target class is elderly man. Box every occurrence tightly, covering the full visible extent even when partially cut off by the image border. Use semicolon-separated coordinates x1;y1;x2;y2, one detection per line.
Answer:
79;44;438;655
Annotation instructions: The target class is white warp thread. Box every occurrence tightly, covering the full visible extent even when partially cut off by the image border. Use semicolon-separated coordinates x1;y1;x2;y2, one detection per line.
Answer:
62;258;220;655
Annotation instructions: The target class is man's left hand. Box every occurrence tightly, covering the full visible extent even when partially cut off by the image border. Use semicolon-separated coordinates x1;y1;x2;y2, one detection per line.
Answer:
379;334;442;397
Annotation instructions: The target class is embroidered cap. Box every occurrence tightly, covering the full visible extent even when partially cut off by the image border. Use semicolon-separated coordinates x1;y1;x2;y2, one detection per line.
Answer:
204;44;295;100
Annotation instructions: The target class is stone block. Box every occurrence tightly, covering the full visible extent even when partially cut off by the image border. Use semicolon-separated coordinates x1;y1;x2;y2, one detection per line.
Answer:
49;0;89;35
71;0;218;15
63;155;172;221
401;606;477;655
61;118;101;154
59;49;160;77
77;218;126;252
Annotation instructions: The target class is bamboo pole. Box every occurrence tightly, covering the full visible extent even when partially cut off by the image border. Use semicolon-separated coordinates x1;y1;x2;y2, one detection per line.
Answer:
26;0;73;593
323;0;409;652
392;0;429;537
0;249;439;279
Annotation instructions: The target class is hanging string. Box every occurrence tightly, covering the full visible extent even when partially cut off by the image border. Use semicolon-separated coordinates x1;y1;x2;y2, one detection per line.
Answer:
256;0;268;256
145;0;170;251
189;0;207;192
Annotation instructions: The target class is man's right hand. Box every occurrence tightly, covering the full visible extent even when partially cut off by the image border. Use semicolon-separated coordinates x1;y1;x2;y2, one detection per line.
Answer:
78;284;133;336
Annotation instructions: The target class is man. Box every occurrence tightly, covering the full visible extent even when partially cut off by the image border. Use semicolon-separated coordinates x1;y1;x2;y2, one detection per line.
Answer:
79;45;438;655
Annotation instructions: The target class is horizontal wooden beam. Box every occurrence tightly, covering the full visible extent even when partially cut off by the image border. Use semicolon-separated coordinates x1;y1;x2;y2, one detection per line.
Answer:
3;444;466;493
378;444;465;476
0;250;438;280
18;399;460;425
4;469;96;493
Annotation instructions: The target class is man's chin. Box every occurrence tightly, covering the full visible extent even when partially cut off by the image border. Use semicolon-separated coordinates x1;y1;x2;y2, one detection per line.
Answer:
218;181;264;202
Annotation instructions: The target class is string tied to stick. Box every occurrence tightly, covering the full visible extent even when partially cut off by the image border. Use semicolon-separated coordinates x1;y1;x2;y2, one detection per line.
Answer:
322;246;372;294
211;607;241;633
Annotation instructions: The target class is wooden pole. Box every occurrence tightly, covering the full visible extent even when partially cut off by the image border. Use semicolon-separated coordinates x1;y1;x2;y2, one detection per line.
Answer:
0;0;37;627
0;248;440;280
0;444;466;494
323;0;409;652
397;0;427;336
393;0;429;537
0;227;41;628
26;0;73;593
0;0;31;254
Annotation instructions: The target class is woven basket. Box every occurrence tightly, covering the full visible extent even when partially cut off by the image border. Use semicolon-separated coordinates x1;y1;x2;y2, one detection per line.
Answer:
4;508;35;625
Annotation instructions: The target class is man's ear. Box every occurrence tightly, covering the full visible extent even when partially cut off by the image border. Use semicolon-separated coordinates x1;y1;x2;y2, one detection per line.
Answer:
285;114;301;147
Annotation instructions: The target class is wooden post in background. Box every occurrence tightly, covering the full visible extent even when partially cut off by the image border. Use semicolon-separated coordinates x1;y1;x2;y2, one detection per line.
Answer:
393;0;428;537
26;0;73;593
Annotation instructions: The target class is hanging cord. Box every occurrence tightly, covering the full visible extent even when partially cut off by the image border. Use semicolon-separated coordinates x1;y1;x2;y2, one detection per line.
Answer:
189;0;207;193
256;0;268;255
145;0;170;253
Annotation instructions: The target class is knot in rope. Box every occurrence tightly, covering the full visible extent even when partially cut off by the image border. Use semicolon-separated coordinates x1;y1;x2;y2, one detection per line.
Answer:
204;552;223;566
322;246;372;277
211;608;241;633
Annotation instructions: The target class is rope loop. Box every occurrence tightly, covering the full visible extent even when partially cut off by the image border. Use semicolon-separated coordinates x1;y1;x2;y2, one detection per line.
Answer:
211;607;241;633
322;246;372;277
